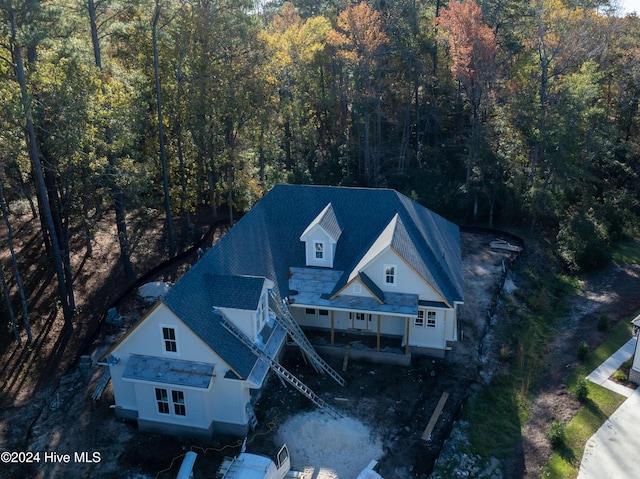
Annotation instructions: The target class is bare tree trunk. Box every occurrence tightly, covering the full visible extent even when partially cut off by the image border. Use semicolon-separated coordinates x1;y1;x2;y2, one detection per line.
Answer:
175;53;191;231
364;107;372;186
0;176;33;340
0;265;20;344
9;4;73;334
152;0;175;258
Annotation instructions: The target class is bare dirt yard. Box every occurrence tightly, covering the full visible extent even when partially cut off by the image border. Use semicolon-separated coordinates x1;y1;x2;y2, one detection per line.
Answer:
1;211;637;479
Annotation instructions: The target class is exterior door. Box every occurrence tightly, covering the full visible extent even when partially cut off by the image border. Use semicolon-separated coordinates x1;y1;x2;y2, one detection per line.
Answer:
352;312;370;330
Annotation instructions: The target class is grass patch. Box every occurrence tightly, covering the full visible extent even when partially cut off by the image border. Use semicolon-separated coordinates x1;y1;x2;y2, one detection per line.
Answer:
542;385;626;478
542;320;634;478
610;239;640;265
466;374;525;458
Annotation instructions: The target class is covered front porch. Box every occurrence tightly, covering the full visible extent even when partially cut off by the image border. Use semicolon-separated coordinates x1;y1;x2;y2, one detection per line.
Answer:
292;307;417;352
297;327;412;366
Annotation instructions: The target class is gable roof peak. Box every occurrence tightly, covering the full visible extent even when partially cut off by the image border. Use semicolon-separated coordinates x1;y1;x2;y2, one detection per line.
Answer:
300;202;343;242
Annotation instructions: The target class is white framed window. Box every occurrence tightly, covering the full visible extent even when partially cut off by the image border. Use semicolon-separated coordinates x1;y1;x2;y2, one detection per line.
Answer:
155;387;186;417
314;242;324;260
161;326;178;354
349;312;370;321
155;388;169;414
172;390;186;416
415;310;425;327
319;309;329;316
305;308;317;315
427;311;436;328
384;264;396;285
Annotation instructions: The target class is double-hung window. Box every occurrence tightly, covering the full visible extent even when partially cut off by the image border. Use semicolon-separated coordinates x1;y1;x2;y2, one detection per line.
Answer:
172;390;186;416
155;388;170;414
427;311;436;327
162;326;177;353
415;310;425;327
314;242;324;260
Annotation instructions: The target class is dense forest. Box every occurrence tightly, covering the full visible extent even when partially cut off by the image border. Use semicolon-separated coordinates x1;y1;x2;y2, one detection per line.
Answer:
1;0;639;340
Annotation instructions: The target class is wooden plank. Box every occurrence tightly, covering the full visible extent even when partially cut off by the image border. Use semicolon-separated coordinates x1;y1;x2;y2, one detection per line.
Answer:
342;345;350;372
421;392;449;441
91;370;111;401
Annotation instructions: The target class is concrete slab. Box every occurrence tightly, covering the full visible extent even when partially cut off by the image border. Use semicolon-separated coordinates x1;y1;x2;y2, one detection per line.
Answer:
586;338;636;389
579;337;639;478
578;388;640;479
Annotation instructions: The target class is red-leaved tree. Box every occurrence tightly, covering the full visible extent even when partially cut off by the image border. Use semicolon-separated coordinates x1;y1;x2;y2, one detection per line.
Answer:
437;0;498;219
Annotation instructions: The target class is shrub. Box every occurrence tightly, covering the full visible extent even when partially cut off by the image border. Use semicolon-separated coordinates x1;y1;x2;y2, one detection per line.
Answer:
499;344;513;362
556;207;610;272
547;420;566;448
574;378;589;402
613;370;627;382
577;341;590;362
597;314;610;332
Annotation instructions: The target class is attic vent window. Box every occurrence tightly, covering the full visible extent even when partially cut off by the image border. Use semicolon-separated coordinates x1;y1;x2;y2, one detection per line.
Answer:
314;242;324;260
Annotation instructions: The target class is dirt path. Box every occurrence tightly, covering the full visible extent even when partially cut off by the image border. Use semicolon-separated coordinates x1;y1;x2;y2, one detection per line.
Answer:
520;264;640;478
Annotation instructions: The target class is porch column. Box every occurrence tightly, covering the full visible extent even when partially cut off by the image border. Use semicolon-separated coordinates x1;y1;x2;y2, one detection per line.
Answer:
377;315;381;352
405;317;410;355
330;310;335;346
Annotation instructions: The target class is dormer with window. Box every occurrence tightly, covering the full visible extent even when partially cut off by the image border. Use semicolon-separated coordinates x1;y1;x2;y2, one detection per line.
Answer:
300;203;342;268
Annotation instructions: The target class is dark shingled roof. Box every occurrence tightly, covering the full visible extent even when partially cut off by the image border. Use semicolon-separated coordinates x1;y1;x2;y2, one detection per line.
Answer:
357;271;385;303
205;274;265;310
162;184;464;374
